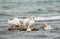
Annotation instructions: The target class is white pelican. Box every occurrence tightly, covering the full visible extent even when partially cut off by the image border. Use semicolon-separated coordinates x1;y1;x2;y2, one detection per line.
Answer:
41;23;53;30
23;16;34;26
8;18;21;26
28;16;35;26
27;16;35;31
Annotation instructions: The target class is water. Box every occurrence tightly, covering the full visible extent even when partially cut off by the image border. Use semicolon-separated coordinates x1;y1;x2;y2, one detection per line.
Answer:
0;0;60;39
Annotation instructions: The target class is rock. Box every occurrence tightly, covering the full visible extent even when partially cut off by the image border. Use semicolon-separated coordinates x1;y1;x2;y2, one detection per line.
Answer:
8;25;39;31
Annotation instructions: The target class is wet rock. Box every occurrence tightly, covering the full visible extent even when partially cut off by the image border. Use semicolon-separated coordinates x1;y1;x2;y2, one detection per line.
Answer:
8;25;39;31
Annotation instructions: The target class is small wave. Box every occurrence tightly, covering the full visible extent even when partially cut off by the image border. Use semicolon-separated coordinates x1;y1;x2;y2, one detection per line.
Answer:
34;16;60;21
0;13;14;17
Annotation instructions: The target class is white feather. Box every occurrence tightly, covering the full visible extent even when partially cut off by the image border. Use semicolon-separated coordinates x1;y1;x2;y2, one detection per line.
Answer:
23;18;30;26
8;18;21;26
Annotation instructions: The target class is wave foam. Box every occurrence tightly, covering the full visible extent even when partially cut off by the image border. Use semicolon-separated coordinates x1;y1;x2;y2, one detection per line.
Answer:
34;16;60;21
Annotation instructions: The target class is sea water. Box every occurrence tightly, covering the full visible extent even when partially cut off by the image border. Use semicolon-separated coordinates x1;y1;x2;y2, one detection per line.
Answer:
0;0;60;39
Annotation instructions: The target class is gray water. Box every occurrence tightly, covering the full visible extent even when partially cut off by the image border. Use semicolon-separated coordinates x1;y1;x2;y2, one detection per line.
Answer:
0;0;60;39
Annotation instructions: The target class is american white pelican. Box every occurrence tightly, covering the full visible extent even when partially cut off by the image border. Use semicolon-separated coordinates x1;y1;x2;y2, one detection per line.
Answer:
41;23;53;30
28;16;35;26
23;16;34;26
8;18;21;26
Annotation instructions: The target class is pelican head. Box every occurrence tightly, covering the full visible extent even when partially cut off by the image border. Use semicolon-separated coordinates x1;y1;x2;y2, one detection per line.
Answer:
28;16;34;20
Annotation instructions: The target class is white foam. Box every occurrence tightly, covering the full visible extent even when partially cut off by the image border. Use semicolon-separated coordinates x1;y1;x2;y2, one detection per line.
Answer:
34;16;60;21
